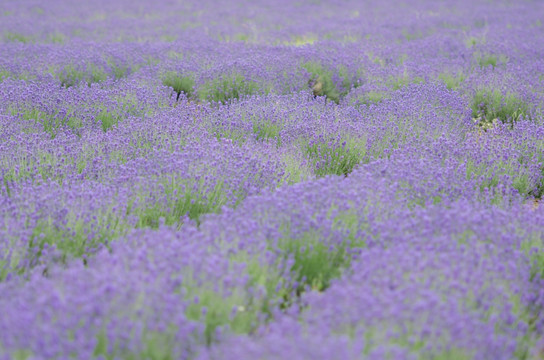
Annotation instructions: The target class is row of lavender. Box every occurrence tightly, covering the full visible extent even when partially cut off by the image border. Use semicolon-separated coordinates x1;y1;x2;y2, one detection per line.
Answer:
2;157;544;359
1;0;544;359
2;86;543;281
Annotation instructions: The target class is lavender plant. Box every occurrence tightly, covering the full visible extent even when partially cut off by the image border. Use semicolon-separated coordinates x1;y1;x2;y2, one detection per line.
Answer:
302;62;359;104
57;64;108;88
305;136;365;177
471;88;532;127
438;72;466;91
0;0;543;359
198;73;260;104
162;71;195;101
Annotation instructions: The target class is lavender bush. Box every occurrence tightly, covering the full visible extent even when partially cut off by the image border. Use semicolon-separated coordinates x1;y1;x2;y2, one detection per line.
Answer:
1;0;544;359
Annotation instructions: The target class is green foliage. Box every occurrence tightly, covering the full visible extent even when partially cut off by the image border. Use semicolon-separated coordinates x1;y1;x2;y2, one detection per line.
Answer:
464;157;536;199
0;69;10;82
471;88;531;126
198;73;259;104
47;32;66;44
29;215;116;262
181;250;287;345
57;65;83;88
112;93;147;117
252;121;281;146
96;110;121;132
166;51;184;60
58;65;84;87
133;182;227;229
10;350;33;360
2;149;58;185
512;173;531;196
465;35;485;48
162;72;195;101
534;167;544;199
409;344;473;359
217;33;254;43
516;234;544;359
276;209;366;297
3;208;125;278
401;29;424;41
302;62;341;103
58;64;107;88
337;65;360;96
306;138;365;177
478;54;497;68
109;62;131;80
138;331;177;360
530;249;544;281
4;178;235;278
239;254;287;313
283;34;318;46
332;209;366;246
521;234;544;281
438;72;466;90
8;106;63;138
367;52;386;67
363;91;386;104
0;245;22;281
280;154;314;185
209;125;247;145
86;64;108;85
465;159;499;192
94;327;179;360
352;91;387;107
185;286;258;345
476;53;508;69
95;95;144;132
388;73;425;91
279;231;348;294
4;31;33;43
6;213;118;278
160;34;177;42
233;33;250;42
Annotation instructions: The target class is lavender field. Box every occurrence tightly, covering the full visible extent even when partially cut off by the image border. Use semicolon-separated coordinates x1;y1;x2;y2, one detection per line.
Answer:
1;0;544;359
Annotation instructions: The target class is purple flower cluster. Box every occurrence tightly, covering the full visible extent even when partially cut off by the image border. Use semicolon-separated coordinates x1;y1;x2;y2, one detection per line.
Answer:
201;200;544;359
1;0;544;359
